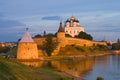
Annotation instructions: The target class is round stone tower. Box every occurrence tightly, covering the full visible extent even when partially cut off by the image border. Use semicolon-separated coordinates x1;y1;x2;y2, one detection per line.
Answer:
17;30;38;60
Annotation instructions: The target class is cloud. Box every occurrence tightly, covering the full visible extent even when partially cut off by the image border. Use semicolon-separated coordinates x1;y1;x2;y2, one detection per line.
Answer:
0;13;4;18
41;16;62;21
0;19;24;28
0;12;25;28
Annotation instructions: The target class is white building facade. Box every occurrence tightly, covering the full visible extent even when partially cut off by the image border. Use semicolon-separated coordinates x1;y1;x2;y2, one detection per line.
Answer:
64;16;84;37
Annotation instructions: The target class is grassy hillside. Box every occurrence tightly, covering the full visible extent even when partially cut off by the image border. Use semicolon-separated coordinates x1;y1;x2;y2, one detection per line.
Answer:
59;44;110;55
0;56;72;80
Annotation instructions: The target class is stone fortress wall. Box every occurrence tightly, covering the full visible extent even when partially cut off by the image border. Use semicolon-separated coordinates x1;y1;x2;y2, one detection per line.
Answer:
33;35;106;55
33;37;106;47
66;37;106;46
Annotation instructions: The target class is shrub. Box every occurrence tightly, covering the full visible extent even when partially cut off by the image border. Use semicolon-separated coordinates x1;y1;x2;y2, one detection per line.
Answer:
96;76;104;80
43;33;55;56
112;43;120;50
76;31;93;40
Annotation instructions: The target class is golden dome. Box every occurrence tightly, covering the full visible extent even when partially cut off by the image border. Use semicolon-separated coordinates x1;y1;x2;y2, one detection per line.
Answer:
70;15;75;21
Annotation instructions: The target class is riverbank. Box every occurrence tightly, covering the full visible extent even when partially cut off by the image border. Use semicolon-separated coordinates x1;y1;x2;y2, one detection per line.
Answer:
2;49;119;80
16;51;115;61
13;52;113;80
42;51;112;61
42;44;116;60
0;56;73;80
2;51;119;80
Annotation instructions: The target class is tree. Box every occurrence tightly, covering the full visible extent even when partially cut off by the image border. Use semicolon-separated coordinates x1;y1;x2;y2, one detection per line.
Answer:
77;31;93;40
96;76;104;80
34;34;42;38
0;46;10;53
112;43;120;50
43;34;55;56
65;34;72;37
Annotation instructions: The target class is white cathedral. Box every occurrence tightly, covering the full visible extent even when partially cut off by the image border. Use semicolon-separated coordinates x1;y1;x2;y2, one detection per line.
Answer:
64;16;84;37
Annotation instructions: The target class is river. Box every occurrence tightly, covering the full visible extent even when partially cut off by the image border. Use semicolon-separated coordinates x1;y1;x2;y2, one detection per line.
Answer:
22;54;120;80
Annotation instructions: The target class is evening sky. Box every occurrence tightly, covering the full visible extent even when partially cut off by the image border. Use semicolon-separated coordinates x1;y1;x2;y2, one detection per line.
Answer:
0;0;120;42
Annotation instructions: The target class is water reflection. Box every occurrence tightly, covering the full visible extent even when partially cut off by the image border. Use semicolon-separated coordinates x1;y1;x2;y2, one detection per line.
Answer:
51;58;95;77
20;55;120;80
21;57;100;78
84;55;120;80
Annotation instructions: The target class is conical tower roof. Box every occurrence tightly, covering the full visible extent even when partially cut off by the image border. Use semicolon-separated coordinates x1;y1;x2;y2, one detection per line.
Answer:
58;21;64;32
20;31;34;42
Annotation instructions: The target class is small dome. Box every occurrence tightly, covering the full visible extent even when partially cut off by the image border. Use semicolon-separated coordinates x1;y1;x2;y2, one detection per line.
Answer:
66;19;70;22
73;19;79;22
70;15;75;21
76;19;79;22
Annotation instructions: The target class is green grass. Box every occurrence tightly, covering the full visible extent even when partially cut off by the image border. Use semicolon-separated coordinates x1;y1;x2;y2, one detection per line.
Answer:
0;56;73;80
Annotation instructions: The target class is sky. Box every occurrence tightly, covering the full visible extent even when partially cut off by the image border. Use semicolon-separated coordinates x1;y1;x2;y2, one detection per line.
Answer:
0;0;120;42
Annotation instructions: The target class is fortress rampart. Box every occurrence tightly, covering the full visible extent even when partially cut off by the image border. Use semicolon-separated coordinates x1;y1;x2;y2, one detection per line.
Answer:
66;38;106;46
33;37;106;47
33;36;107;56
